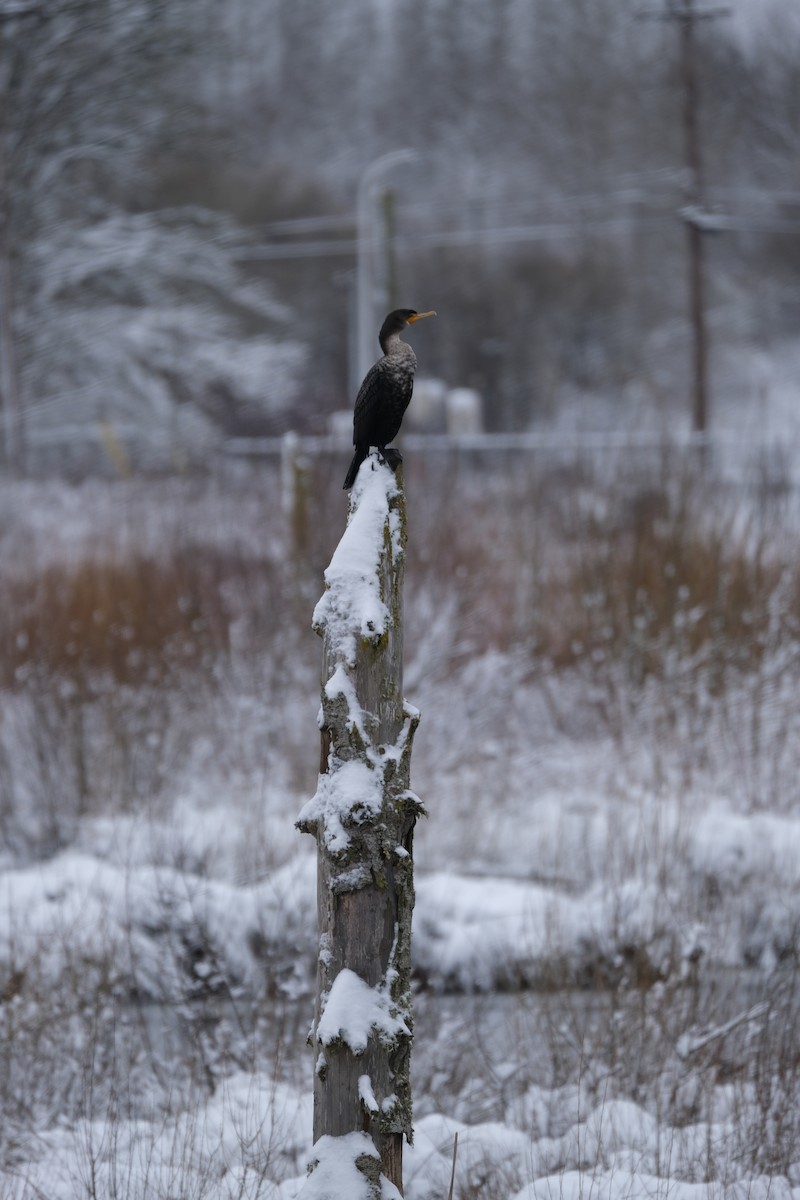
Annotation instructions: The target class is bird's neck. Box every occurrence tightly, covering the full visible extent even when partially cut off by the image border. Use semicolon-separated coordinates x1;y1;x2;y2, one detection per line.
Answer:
380;329;407;356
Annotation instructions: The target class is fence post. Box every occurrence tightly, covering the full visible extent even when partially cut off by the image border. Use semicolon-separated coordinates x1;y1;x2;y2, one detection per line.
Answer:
297;454;421;1196
282;432;312;564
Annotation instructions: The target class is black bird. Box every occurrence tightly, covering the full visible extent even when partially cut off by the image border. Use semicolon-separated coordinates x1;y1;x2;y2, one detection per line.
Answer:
343;308;436;489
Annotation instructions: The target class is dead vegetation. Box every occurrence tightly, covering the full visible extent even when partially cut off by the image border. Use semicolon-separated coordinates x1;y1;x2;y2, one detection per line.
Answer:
2;450;800;1193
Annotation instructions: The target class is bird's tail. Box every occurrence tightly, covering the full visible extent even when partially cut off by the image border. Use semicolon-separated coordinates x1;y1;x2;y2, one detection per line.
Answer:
343;447;368;490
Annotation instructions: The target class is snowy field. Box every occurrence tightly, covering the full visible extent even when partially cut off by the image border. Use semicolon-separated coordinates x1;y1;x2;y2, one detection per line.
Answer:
1;439;800;1199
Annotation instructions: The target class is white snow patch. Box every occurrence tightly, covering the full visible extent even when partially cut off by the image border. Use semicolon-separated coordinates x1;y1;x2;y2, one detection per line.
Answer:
323;663;370;742
0;849;316;998
358;1074;380;1113
298;760;384;853
316;968;409;1054
302;1131;402;1200
312;458;400;665
12;1069;312;1200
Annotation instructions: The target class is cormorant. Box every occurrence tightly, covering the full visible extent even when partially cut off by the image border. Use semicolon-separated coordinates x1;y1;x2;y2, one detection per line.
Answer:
343;308;436;489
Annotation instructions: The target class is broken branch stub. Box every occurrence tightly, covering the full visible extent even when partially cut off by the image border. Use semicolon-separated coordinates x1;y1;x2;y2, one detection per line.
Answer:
297;455;423;1195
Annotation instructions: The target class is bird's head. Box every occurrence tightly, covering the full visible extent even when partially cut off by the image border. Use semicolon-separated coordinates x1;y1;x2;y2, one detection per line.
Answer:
380;308;436;345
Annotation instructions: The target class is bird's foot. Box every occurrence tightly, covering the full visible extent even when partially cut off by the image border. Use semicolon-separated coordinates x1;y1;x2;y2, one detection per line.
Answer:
379;447;403;473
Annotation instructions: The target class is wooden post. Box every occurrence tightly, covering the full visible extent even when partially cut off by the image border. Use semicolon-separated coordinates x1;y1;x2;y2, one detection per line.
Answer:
297;454;422;1197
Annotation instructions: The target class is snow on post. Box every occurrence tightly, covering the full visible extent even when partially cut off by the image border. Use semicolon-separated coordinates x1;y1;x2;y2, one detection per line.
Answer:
297;453;422;1196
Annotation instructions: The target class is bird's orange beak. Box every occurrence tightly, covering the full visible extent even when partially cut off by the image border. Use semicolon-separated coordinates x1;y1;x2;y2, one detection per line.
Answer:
407;310;436;323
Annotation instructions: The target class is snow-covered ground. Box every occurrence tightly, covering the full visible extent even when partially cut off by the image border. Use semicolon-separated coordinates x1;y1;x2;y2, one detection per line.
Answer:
1;429;800;1198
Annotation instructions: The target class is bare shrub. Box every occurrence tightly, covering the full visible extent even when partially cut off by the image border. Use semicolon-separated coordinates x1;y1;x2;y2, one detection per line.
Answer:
0;516;315;855
405;450;800;798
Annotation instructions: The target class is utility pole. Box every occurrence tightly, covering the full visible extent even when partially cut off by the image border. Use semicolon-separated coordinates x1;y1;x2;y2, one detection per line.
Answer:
641;0;729;437
680;0;709;435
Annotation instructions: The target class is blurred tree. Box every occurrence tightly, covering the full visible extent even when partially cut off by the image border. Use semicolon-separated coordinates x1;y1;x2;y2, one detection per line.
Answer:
2;0;307;472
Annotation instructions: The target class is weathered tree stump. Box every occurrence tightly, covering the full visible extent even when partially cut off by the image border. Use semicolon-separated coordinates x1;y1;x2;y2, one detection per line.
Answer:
297;454;422;1197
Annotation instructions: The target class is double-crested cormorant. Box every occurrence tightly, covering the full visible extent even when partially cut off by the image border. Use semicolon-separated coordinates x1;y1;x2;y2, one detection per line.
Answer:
343;308;436;489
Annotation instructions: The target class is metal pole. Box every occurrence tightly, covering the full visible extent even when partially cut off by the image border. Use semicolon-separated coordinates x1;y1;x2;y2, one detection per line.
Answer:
355;150;416;391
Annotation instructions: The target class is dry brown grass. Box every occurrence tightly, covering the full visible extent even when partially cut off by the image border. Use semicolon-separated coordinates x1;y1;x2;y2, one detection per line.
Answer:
0;526;312;852
536;496;798;681
9;453;795;697
405;453;800;690
2;546;296;691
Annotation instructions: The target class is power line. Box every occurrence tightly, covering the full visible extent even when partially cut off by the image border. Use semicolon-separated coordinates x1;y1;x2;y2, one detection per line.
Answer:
251;172;800;249
238;207;800;263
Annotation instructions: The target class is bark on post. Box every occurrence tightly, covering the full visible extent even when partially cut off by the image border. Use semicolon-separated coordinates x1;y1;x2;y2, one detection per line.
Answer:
297;454;422;1197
